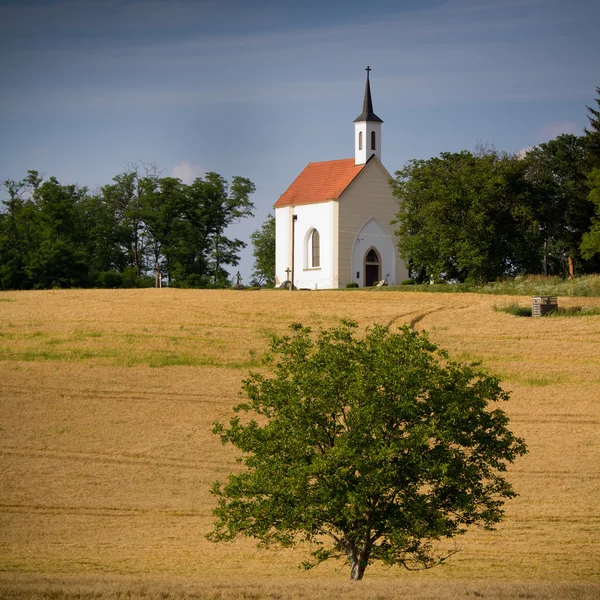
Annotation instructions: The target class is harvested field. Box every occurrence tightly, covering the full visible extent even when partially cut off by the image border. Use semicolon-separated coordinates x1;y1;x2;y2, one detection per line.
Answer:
0;289;599;598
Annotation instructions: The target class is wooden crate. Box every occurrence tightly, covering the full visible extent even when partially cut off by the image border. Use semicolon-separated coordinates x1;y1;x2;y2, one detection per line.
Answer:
532;296;558;317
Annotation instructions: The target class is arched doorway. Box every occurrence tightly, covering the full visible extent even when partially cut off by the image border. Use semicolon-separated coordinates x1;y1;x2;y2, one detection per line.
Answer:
364;247;381;287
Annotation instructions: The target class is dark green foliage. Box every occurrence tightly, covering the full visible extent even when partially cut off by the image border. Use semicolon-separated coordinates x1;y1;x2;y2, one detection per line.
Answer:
0;172;93;289
400;279;415;285
581;89;600;260
345;282;359;288
0;167;255;290
393;150;536;284
208;322;527;580
522;135;595;275
250;214;276;287
581;168;600;260
585;87;600;168
393;134;599;282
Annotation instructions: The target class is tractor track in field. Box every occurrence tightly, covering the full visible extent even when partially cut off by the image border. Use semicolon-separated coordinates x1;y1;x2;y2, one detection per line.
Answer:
509;469;600;479
384;303;471;332
0;384;229;405
383;306;445;331
0;503;206;517
0;446;229;471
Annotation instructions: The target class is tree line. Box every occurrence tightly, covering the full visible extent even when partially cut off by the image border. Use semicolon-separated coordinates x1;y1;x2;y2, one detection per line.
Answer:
3;89;600;290
0;164;254;290
392;88;600;283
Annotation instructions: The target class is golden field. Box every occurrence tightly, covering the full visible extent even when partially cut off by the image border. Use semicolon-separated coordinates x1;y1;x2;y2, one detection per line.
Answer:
0;288;599;599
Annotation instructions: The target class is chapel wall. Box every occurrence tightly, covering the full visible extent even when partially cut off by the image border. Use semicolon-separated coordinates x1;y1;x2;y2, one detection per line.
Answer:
290;202;336;290
338;160;408;287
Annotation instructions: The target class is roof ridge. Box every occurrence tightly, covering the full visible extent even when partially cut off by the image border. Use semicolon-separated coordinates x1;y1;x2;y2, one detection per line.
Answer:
307;157;354;165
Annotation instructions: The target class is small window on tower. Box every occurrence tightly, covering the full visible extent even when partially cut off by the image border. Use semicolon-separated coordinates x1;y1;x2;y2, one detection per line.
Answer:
371;131;376;151
358;131;363;151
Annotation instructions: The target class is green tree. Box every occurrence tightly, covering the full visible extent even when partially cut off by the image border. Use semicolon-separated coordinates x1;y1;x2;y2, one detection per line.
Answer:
250;213;275;286
165;176;213;287
165;173;255;287
99;168;255;288
393;151;533;283
581;169;600;259
100;164;163;280
140;176;183;287
203;173;255;286
523;135;592;275
0;176;37;289
0;166;256;290
584;86;600;167
581;87;600;260
23;173;91;288
78;192;130;287
208;322;526;580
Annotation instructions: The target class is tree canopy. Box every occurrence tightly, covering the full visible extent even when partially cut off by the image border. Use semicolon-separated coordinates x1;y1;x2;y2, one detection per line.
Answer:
250;213;276;286
392;150;535;283
581;87;600;260
522;134;593;274
208;321;527;580
0;165;255;290
393;130;600;282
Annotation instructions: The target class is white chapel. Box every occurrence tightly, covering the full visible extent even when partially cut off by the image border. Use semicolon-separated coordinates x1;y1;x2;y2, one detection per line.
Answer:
274;68;408;289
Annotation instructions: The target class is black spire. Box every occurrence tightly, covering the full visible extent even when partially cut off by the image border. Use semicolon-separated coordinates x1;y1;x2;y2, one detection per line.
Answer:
353;66;383;123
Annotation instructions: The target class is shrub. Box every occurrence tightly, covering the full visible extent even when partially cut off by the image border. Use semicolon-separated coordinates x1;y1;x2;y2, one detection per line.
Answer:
494;303;532;317
96;270;123;289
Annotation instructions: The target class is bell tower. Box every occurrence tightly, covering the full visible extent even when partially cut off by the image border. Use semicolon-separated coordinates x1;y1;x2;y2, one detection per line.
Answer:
354;66;383;166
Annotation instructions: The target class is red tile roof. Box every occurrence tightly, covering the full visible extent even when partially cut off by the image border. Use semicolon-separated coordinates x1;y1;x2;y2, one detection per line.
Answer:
274;158;365;208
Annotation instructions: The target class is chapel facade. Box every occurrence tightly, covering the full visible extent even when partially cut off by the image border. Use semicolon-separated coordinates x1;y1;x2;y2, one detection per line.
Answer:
274;69;408;289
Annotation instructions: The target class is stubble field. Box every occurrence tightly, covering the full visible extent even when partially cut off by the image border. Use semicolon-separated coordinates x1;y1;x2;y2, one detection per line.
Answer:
0;288;599;599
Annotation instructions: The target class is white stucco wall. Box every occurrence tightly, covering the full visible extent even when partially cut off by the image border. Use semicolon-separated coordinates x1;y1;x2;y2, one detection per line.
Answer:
351;218;396;286
354;121;381;165
275;202;338;289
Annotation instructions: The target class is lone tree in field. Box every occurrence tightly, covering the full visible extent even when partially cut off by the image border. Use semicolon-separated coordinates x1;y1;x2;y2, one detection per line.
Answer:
208;321;526;580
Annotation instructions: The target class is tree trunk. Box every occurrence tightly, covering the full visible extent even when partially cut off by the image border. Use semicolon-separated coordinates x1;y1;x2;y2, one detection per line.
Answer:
349;556;367;580
568;256;574;279
347;539;371;581
543;237;549;276
214;231;220;285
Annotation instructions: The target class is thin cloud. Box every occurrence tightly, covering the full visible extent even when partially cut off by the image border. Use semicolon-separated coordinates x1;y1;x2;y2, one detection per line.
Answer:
515;145;535;159
171;161;204;184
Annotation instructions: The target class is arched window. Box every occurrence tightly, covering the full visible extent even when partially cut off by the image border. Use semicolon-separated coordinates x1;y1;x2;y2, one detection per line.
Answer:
310;229;320;268
371;131;376;151
366;248;378;264
358;131;363;151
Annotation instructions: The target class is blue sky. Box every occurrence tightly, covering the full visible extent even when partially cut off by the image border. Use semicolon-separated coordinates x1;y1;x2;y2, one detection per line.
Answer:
1;0;599;281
